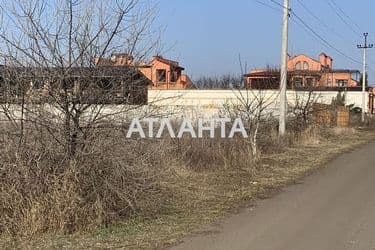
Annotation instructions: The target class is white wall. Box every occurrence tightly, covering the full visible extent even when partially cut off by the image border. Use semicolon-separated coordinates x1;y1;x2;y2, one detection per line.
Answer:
0;90;368;121
149;89;368;118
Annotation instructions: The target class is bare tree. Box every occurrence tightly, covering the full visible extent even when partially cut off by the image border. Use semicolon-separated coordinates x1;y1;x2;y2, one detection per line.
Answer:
0;0;159;159
219;74;278;158
289;88;321;129
195;74;243;89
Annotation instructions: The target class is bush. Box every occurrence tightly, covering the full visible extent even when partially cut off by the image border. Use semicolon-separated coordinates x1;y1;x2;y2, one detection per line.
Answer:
171;136;254;171
0;125;172;236
0;114;344;237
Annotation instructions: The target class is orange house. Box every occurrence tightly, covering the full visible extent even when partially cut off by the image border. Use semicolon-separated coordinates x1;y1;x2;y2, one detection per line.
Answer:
138;56;194;90
95;54;194;90
245;53;360;89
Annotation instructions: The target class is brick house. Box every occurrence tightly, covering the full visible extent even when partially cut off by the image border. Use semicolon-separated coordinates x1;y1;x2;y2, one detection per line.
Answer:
0;66;150;105
244;53;360;89
138;56;194;90
96;54;194;90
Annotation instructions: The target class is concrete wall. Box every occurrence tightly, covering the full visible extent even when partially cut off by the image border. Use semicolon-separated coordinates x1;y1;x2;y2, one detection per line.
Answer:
149;89;369;118
0;90;369;122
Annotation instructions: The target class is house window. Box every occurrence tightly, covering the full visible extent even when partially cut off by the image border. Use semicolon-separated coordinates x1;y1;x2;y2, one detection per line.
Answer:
303;62;310;70
293;77;303;87
295;62;302;70
156;69;167;83
170;71;179;83
306;78;314;87
336;79;348;87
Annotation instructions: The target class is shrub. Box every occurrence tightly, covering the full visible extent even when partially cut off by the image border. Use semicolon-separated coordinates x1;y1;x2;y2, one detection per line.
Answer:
0;125;172;236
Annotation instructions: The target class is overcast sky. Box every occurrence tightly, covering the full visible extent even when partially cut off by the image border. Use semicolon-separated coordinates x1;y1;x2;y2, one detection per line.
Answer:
156;0;375;83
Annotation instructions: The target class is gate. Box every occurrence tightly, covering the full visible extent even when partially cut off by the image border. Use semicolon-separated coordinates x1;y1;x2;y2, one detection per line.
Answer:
370;93;375;114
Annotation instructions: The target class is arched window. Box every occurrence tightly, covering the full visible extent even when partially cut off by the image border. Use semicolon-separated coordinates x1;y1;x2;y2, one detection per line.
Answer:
295;62;302;70
303;61;310;70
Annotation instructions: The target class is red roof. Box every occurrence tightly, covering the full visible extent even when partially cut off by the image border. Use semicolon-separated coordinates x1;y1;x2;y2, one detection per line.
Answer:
153;56;185;70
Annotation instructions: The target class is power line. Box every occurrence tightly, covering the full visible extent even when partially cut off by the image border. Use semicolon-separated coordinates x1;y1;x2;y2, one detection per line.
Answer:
266;0;363;65
327;0;375;46
291;12;361;65
295;0;352;43
257;0;373;74
269;0;286;9
326;0;361;38
329;0;361;31
325;0;375;76
254;0;282;13
297;0;375;69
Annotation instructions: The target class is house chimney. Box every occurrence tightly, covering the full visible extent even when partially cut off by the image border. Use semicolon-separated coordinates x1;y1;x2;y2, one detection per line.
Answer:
319;53;327;67
326;56;333;69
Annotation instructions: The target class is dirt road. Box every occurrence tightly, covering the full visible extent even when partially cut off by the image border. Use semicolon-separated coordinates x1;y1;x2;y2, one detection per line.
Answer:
169;141;375;250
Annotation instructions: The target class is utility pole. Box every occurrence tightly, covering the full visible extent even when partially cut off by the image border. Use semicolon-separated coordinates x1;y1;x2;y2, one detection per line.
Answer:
279;0;290;136
357;32;373;123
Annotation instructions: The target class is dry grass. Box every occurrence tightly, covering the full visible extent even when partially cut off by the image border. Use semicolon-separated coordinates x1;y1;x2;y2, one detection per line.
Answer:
1;122;374;249
0;125;175;237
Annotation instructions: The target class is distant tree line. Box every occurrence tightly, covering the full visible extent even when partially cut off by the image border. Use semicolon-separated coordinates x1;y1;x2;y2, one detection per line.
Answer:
194;74;244;89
